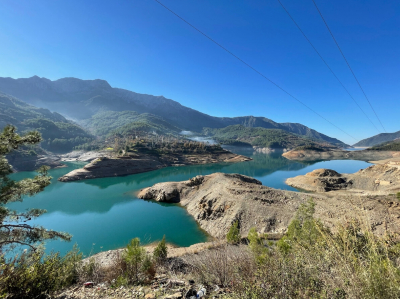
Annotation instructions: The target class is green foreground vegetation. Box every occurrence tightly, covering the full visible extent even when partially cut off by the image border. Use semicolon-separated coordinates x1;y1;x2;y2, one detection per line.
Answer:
217;199;400;298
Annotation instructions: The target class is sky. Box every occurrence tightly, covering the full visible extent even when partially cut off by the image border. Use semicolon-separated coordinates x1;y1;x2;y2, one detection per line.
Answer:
0;0;399;145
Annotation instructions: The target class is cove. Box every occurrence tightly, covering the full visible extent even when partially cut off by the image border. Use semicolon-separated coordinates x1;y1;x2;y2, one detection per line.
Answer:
8;147;371;257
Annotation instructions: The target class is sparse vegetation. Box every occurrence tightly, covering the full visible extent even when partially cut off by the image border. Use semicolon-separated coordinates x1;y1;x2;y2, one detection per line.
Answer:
215;199;400;299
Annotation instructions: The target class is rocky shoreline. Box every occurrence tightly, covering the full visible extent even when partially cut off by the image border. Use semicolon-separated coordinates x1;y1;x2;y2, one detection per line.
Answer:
137;172;400;238
58;150;251;182
282;148;398;162
286;159;400;196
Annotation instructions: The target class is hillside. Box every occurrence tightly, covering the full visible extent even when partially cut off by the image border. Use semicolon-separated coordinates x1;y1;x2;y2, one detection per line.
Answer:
0;76;348;147
353;131;400;147
0;93;66;128
81;111;180;136
0;93;94;152
369;140;400;151
203;125;332;149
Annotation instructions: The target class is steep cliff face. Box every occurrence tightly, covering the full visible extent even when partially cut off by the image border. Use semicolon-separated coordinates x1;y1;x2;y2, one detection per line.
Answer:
138;173;400;239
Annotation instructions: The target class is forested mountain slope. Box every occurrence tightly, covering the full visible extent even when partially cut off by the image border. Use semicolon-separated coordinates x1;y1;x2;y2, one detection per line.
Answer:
354;131;400;147
0;93;94;152
0;76;348;147
203;125;334;149
81;111;180;136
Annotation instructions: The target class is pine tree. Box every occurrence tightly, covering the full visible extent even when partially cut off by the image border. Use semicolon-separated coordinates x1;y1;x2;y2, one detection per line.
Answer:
153;235;168;262
226;221;241;244
0;125;70;252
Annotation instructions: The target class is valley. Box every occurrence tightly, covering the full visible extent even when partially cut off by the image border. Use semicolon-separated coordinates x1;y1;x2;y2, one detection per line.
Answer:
2;76;400;298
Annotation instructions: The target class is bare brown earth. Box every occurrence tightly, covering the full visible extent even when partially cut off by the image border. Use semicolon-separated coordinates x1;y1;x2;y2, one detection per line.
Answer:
138;172;400;238
286;160;400;196
282;149;398;162
58;150;251;182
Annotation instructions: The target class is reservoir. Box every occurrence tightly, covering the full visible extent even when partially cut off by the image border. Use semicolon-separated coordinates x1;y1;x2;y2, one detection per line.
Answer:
8;147;371;257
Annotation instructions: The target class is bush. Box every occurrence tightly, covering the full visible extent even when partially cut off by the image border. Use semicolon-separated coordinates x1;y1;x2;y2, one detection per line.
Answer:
227;221;241;244
153;235;168;262
123;238;146;283
0;246;81;299
247;227;268;263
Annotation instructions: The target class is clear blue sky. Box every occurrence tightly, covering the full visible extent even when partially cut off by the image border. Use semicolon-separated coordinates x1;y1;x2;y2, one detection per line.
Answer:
0;0;399;144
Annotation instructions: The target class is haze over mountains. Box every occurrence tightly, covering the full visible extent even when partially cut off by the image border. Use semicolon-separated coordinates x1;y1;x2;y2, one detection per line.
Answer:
354;131;400;147
0;76;349;148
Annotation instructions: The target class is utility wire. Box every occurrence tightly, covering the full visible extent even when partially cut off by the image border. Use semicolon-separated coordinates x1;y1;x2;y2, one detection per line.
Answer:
277;0;381;134
311;0;386;133
153;0;358;141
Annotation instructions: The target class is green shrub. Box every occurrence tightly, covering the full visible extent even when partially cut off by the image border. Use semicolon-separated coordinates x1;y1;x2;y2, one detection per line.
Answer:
141;254;156;281
397;192;400;201
153;235;168;262
227;221;241;244
0;246;81;299
122;238;146;283
248;227;268;263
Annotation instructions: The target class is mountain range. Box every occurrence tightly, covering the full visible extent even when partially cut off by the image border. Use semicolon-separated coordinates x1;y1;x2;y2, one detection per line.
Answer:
0;76;349;148
354;131;400;147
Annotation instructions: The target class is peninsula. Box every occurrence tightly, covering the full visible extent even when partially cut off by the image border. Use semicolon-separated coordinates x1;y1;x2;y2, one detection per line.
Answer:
58;140;250;182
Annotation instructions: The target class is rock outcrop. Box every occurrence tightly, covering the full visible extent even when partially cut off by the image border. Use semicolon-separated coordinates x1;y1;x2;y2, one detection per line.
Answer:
138;173;400;238
286;161;400;195
60;150;113;162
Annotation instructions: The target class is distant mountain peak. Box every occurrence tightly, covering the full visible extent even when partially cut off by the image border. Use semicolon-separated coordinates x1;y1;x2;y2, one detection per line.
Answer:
53;77;111;92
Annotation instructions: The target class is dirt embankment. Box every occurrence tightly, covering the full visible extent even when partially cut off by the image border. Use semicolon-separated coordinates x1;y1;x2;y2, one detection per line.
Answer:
58;150;251;182
138;173;400;238
286;160;400;196
282;149;398;162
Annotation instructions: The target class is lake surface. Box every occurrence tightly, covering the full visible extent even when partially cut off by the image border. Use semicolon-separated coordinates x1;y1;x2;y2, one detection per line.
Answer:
8;147;371;257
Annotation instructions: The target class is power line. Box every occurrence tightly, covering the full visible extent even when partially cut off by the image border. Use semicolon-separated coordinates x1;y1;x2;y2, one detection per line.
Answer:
153;0;358;141
311;0;386;133
277;0;381;134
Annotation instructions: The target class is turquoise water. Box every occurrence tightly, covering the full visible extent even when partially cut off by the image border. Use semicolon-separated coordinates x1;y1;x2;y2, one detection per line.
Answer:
8;148;371;256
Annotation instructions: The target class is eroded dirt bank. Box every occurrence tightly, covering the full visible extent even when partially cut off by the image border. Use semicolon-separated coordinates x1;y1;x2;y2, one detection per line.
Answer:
138;173;400;238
